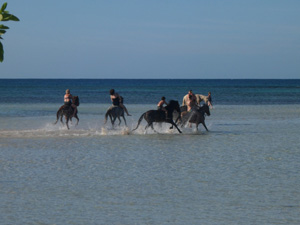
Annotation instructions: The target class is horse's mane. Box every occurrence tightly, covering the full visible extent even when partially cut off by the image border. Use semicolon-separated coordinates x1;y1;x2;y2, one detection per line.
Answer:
168;100;178;105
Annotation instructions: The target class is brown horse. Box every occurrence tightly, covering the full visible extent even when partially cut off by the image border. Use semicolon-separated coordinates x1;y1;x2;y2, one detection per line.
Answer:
54;96;80;129
132;100;182;133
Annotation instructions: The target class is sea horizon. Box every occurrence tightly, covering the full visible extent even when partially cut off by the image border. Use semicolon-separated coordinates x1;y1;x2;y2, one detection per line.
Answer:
1;78;300;80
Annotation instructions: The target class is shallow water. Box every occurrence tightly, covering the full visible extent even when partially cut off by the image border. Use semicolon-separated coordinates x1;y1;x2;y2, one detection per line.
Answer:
1;103;300;225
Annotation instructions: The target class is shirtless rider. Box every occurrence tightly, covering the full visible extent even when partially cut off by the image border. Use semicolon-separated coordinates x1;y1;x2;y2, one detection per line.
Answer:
64;89;77;117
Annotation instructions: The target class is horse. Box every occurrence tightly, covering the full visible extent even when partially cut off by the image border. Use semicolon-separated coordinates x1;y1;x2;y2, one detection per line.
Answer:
54;96;80;129
182;94;209;106
132;100;182;133
104;106;127;127
180;104;210;131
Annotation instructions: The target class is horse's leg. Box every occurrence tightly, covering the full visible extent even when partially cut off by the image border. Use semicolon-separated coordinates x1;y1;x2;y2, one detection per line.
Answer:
65;116;70;129
169;121;182;133
109;114;113;126
143;122;156;133
117;117;121;125
122;115;127;126
60;114;64;125
112;117;117;128
148;122;158;133
145;123;152;131
74;114;79;125
179;115;188;128
181;119;187;128
150;123;155;130
202;122;209;131
68;111;73;124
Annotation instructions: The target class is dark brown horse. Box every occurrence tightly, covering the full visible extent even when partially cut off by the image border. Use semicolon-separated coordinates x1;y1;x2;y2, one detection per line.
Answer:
132;100;182;133
54;96;80;129
104;106;127;128
180;104;210;131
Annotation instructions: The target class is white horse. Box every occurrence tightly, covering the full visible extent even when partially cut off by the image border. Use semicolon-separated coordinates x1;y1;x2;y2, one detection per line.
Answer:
182;94;209;106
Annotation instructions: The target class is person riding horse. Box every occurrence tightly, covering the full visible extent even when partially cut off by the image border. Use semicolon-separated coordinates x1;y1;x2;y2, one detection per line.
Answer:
54;89;79;129
132;100;182;133
179;104;210;131
109;89;131;116
104;89;130;127
181;90;197;118
182;91;211;107
63;89;77;117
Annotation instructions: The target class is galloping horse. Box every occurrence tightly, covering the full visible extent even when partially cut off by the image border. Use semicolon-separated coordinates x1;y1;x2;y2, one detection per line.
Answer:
132;100;182;133
180;104;210;131
104;106;127;127
54;96;79;129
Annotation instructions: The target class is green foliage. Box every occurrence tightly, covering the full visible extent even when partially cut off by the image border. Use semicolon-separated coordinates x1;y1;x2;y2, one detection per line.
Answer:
0;2;19;62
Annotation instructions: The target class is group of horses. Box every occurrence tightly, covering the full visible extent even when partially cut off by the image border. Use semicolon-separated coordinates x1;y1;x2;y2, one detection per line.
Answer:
54;96;211;133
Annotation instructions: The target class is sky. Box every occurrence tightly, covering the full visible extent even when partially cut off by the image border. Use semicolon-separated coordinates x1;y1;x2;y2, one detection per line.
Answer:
1;0;300;79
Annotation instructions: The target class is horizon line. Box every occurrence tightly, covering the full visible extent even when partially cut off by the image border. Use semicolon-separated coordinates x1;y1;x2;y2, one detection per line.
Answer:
0;78;299;80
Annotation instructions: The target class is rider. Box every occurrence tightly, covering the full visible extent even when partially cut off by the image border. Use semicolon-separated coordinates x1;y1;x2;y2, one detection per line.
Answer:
157;96;167;110
157;96;168;117
182;90;197;107
207;91;213;108
181;94;196;117
64;89;77;117
109;89;131;116
188;90;197;107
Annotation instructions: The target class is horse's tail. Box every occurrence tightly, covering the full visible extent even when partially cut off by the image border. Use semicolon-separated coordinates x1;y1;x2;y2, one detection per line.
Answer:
54;108;61;124
104;109;111;124
132;113;145;131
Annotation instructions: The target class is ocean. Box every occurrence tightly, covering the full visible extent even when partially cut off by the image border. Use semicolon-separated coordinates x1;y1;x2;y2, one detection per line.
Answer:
0;79;300;225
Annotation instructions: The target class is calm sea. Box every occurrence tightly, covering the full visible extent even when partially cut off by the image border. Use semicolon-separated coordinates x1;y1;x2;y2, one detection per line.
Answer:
0;79;300;225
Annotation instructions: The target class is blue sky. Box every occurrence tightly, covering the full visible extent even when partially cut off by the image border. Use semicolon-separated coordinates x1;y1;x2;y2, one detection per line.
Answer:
1;0;300;79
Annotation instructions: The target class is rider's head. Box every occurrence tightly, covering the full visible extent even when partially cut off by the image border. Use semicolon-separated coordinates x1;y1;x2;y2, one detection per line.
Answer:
66;89;70;94
161;96;165;100
110;89;115;95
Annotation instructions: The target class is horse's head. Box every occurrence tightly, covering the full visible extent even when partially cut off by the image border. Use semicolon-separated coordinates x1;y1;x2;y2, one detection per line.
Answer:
72;96;80;106
202;104;210;116
168;100;181;113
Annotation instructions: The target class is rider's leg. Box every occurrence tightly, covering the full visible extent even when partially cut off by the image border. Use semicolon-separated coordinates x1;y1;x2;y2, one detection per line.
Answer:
163;108;168;118
120;103;131;116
